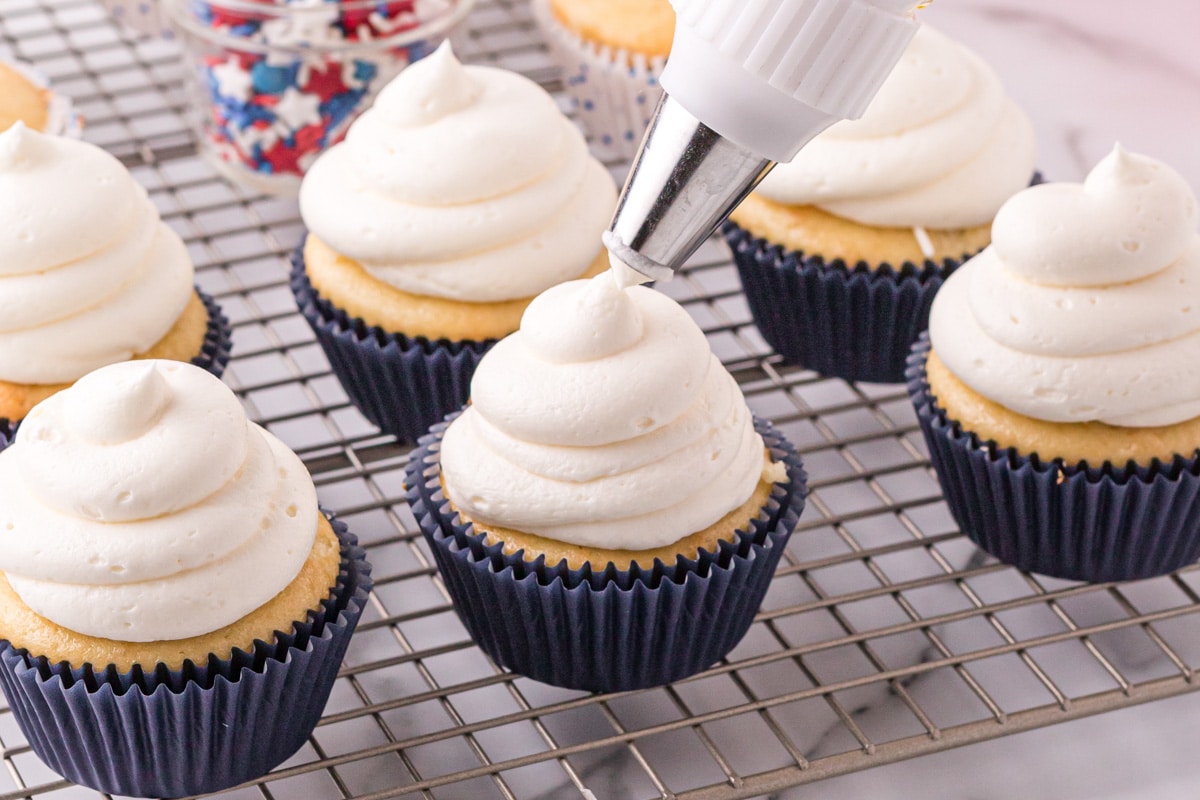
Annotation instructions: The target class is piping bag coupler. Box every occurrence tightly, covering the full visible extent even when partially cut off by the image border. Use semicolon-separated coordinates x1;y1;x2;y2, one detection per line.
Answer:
605;0;924;282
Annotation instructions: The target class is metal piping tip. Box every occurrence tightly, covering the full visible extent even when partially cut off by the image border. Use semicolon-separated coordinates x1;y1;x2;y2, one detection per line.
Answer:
605;93;775;281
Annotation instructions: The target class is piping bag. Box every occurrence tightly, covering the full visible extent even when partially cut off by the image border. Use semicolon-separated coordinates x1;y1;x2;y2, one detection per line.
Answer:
605;0;925;282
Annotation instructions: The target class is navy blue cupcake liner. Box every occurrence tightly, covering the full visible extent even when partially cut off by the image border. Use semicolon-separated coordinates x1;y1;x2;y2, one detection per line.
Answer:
194;286;234;380
906;333;1200;582
0;287;232;442
405;413;807;692
724;221;964;385
290;241;493;442
726;175;1044;385
0;511;373;797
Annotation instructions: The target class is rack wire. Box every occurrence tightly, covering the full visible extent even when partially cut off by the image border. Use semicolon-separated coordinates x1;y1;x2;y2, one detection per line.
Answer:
2;1;1200;798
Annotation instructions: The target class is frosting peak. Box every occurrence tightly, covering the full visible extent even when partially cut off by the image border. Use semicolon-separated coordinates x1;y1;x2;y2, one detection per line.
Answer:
930;148;1200;428
755;26;1036;229
521;273;643;363
992;145;1198;287
65;362;171;444
376;42;482;128
0;360;319;642
0;126;193;385
300;47;615;303
440;276;772;550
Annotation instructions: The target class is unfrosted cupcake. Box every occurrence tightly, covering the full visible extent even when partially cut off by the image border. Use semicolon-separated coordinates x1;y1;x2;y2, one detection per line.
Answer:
908;146;1200;582
406;274;806;691
0;360;371;797
530;0;672;157
294;43;615;441
0;123;230;426
727;26;1037;383
0;54;79;136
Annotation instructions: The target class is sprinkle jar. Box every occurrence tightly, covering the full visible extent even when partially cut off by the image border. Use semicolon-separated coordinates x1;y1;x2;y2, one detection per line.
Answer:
167;0;474;193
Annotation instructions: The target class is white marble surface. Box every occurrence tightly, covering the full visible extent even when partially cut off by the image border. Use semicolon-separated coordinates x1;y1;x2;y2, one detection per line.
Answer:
774;2;1200;798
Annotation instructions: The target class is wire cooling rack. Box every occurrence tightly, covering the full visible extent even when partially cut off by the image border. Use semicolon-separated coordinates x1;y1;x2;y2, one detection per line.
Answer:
3;1;1200;798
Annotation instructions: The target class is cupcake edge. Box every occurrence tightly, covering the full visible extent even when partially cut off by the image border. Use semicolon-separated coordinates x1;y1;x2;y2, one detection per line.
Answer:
0;510;372;797
289;242;492;442
405;413;807;692
906;332;1200;582
530;0;665;158
0;55;82;138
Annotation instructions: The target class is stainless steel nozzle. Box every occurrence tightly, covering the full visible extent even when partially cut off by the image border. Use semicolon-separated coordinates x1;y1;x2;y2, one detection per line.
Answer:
604;94;775;282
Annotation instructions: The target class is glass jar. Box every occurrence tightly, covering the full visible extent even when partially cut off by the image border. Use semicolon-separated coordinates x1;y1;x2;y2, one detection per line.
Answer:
167;0;474;193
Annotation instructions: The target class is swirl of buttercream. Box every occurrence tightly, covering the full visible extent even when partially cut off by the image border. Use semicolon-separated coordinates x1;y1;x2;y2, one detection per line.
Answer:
0;123;194;384
440;276;774;550
0;360;319;642
753;26;1036;229
929;146;1200;428
299;43;616;303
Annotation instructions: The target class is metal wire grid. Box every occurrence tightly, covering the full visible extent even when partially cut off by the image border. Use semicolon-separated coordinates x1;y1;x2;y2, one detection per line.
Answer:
1;1;1200;798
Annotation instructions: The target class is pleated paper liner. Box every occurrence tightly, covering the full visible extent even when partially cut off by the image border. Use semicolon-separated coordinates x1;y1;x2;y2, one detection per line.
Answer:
529;0;664;160
725;175;1045;385
0;287;231;443
196;286;234;378
290;242;493;443
0;512;373;798
907;333;1200;582
724;220;967;385
405;413;807;692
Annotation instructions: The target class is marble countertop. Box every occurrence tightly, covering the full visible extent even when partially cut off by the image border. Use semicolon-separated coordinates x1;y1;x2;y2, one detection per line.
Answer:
776;2;1200;798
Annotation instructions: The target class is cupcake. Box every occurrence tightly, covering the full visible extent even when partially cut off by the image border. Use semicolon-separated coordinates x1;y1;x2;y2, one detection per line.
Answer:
726;25;1037;384
294;42;615;441
0;54;80;137
530;0;672;157
908;146;1200;582
0;123;230;427
0;359;372;797
406;274;806;691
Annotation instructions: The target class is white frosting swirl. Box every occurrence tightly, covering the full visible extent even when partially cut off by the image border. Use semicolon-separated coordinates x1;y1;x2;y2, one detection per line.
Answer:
0;123;194;384
755;26;1036;229
299;43;616;303
0;360;320;642
440;276;771;550
930;146;1200;428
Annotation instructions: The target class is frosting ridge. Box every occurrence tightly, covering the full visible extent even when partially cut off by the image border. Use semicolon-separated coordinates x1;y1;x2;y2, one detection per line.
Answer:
0;123;194;384
755;26;1036;229
299;43;616;303
440;276;775;550
930;146;1200;428
0;360;319;642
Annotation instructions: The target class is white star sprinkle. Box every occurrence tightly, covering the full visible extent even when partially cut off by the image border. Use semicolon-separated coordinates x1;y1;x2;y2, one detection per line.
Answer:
211;58;252;103
273;87;322;130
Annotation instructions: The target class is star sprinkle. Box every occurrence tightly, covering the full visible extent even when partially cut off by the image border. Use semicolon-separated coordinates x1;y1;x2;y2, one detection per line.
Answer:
211;57;253;102
273;86;322;130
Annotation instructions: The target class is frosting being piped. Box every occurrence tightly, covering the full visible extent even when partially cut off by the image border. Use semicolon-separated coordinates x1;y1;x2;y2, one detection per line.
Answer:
440;276;777;550
0;360;319;642
299;43;616;303
0;124;194;384
930;146;1200;427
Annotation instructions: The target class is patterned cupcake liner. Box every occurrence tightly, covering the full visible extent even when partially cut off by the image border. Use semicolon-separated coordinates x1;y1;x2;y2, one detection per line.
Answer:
0;52;83;137
0;511;373;798
530;0;665;159
0;288;230;442
906;333;1200;582
405;413;807;692
289;242;493;442
724;220;964;385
